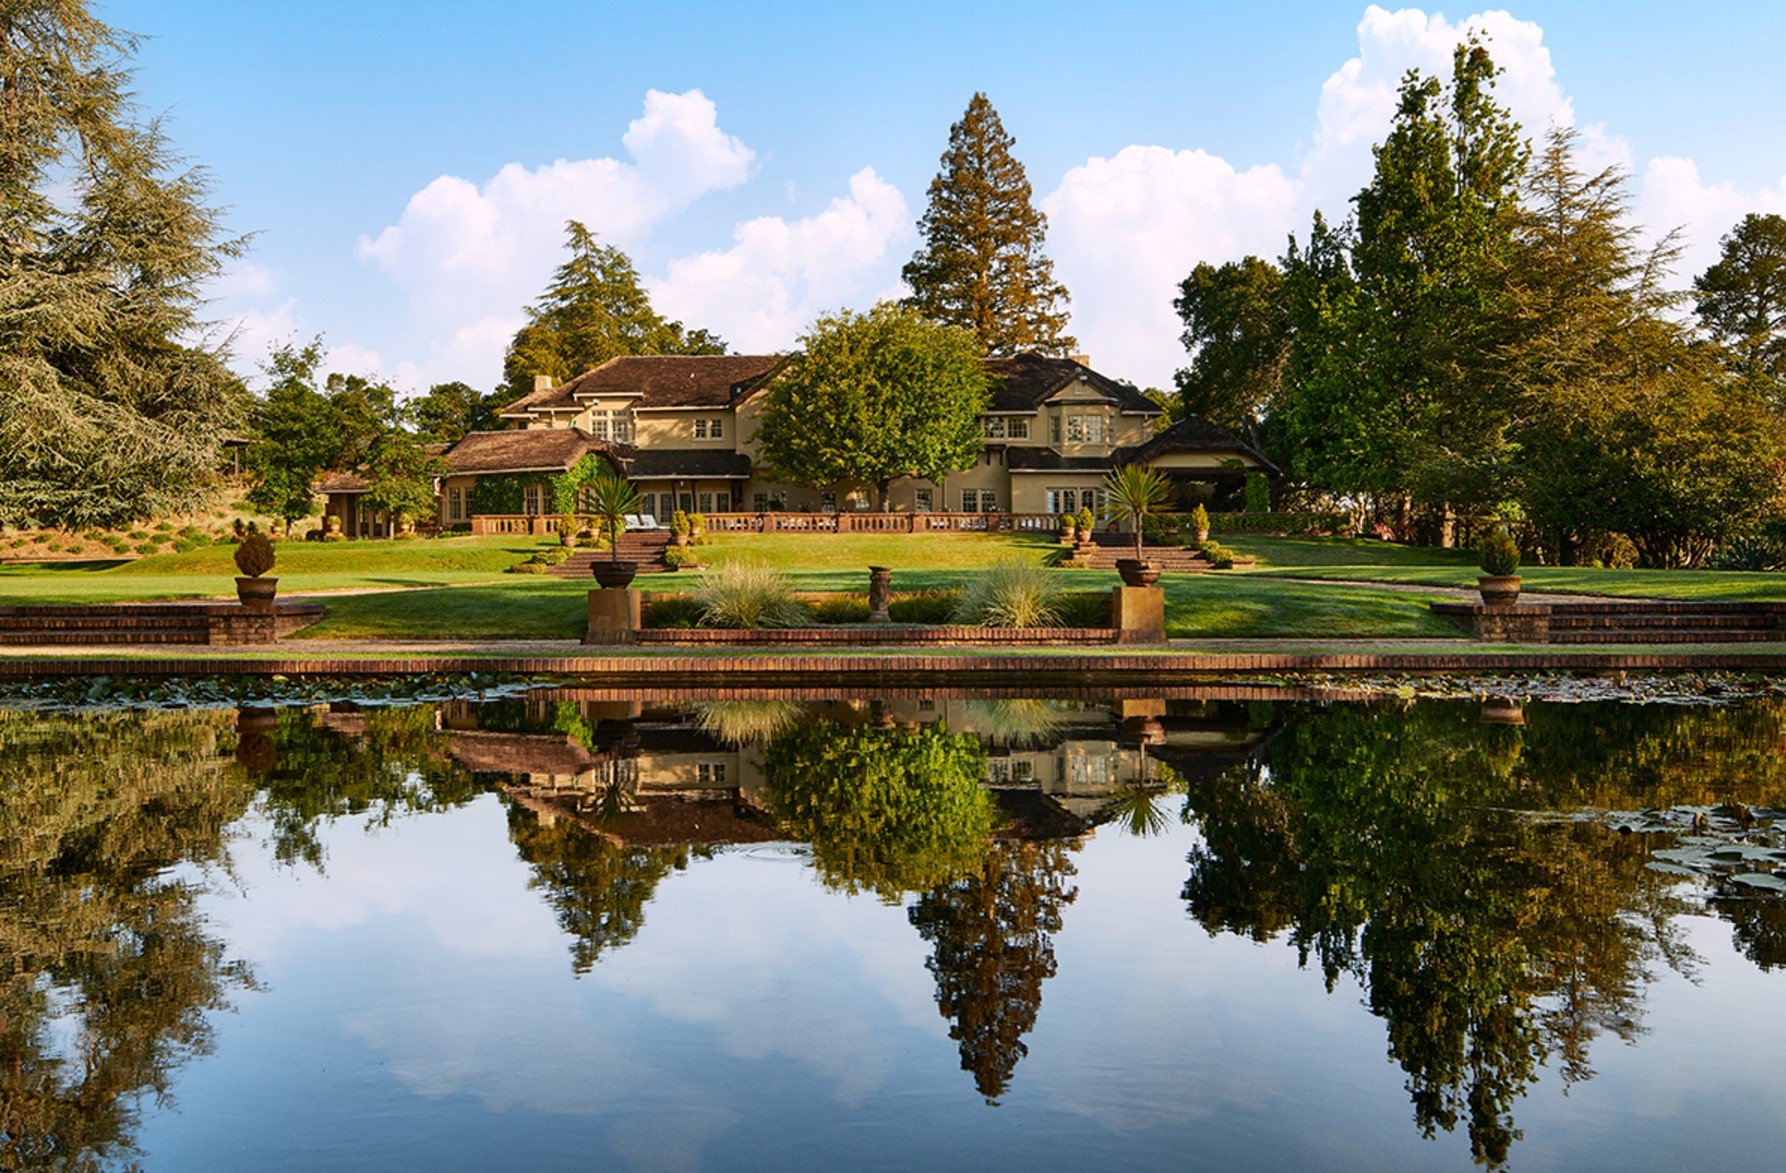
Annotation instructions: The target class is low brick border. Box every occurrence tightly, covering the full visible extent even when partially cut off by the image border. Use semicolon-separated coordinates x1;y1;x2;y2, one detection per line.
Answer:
627;626;1125;646
0;601;326;645
3;648;1785;681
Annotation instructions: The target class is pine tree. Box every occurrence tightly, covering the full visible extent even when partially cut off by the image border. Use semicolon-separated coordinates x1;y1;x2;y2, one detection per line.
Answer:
0;0;248;528
498;221;725;403
1694;212;1786;400
902;94;1074;356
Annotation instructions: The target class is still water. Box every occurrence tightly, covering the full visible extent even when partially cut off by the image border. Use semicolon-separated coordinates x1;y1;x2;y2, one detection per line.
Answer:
4;684;1786;1171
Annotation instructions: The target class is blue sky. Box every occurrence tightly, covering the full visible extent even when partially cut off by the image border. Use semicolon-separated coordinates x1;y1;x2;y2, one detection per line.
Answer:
110;1;1786;393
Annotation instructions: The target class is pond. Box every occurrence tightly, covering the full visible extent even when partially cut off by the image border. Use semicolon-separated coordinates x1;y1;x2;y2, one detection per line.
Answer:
4;682;1786;1171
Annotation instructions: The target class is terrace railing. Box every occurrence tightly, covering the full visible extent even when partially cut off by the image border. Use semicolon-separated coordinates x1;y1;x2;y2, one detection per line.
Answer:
700;512;1060;534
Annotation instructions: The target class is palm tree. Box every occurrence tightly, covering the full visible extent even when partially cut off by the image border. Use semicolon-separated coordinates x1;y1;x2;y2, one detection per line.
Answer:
588;467;641;566
1102;465;1171;563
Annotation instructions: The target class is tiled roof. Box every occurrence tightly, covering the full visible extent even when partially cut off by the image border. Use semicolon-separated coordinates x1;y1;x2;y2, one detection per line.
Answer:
446;731;600;776
441;428;613;474
503;354;786;416
1123;415;1280;474
316;470;369;493
981;352;1161;416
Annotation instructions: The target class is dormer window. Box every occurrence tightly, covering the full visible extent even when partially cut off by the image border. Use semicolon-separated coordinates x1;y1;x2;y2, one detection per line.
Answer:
589;410;630;443
982;417;1006;439
1065;414;1104;444
694;418;723;440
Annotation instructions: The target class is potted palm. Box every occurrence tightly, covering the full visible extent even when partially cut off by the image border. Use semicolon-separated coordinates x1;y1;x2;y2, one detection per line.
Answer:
1103;465;1171;587
234;528;278;608
1477;526;1522;605
588;467;642;589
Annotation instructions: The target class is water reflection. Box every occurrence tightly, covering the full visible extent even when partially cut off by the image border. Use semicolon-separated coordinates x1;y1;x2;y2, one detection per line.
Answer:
2;690;1785;1169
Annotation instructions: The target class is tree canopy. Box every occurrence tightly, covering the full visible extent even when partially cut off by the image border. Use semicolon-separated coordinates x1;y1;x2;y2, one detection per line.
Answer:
902;93;1075;356
1694;212;1786;400
1172;256;1289;446
499;220;725;404
755;303;990;509
0;0;248;528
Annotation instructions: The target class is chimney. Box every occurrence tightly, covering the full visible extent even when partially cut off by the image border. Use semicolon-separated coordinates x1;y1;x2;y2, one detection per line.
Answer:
1070;353;1091;368
534;374;554;393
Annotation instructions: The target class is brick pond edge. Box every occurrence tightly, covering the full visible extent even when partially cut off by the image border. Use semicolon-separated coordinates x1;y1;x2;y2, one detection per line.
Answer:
2;647;1785;682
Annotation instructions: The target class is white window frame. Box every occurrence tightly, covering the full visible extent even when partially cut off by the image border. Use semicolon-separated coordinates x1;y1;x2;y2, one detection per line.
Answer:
981;417;1006;439
1008;417;1030;440
961;489;980;512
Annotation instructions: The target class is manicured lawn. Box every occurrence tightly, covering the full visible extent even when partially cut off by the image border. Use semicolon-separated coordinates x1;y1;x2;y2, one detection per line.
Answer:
289;565;1463;641
695;531;1060;572
0;535;552;603
1237;536;1786;600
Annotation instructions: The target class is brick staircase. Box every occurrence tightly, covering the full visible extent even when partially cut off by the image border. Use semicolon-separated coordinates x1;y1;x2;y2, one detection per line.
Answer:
1070;534;1211;574
1545;601;1786;644
549;532;675;578
0;602;325;645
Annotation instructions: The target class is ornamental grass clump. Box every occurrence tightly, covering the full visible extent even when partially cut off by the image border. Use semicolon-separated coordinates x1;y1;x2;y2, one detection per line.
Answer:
1479;527;1521;577
694;561;810;629
952;561;1062;628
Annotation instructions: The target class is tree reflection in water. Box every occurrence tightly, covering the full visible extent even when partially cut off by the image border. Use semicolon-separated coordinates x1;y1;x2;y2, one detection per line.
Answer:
0;711;257;1172
761;718;997;902
908;840;1079;1103
1181;699;1786;1167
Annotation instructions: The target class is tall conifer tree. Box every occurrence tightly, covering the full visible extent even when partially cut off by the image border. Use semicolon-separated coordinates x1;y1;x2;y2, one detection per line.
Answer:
0;0;248;528
902;94;1075;356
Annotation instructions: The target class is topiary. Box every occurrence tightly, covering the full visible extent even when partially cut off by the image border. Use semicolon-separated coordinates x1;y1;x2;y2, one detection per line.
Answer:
1479;527;1521;577
234;530;276;577
1076;506;1095;534
1190;503;1210;534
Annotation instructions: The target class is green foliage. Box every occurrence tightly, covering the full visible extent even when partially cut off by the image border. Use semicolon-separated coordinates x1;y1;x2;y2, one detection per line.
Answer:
1694;212;1786;397
1053;590;1111;627
693;561;809;628
1244;472;1272;513
804;593;872;623
500;220;725;402
551;453;612;515
469;473;533;516
1190;502;1211;532
1075;505;1095;534
888;588;962;624
901;93;1074;355
411;380;496;443
1210;511;1349;535
952;561;1062;627
233;530;275;578
506;560;549;575
0;1;250;529
671;509;692;538
585;466;640;563
762;719;996;902
1173;256;1288;442
661;544;704;568
643;592;704;628
757;302;990;508
363;430;446;524
1478;527;1521;577
1104;465;1173;560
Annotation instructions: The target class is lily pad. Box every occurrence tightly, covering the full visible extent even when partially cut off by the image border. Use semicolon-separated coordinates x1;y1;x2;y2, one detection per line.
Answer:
1727;873;1786;894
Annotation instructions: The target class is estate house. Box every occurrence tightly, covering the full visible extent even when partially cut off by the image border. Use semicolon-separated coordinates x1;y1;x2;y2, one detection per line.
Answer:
324;352;1274;536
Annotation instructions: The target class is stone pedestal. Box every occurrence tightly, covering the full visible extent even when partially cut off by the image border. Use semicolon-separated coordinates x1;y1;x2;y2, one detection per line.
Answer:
867;565;893;624
584;588;642;645
1111;585;1166;645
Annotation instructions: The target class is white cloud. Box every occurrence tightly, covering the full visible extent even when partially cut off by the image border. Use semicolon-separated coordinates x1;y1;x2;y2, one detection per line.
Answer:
1041;5;1618;389
353;88;754;387
1636;157;1786;287
651;167;911;351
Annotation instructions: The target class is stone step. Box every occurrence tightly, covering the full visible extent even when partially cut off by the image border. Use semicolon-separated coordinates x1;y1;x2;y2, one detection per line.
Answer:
1551;629;1786;644
1549;613;1777;631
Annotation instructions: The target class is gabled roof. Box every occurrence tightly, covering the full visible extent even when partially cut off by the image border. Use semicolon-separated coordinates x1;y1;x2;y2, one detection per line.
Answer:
502;354;786;417
1122;415;1280;475
981;352;1161;416
442;428;614;475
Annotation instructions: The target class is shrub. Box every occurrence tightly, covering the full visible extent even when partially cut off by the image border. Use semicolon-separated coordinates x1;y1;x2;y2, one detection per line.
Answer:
1059;512;1076;534
643;593;703;628
662;544;705;568
1190;503;1210;534
506;560;548;575
1054;590;1111;628
694;561;809;629
671;510;692;540
172;538;201;554
953;561;1062;628
128;529;149;540
1209;511;1349;535
82;529;104;541
1244;472;1271;513
1056;556;1091;570
888;588;960;624
134;541;161;556
153;521;174;533
233;530;276;577
688;513;707;542
1478;527;1521;577
806;594;871;624
1076;506;1095;534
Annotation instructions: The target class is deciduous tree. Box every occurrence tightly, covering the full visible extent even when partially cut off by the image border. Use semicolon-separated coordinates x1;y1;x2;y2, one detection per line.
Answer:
756;303;989;509
902;93;1074;355
1173;256;1289;446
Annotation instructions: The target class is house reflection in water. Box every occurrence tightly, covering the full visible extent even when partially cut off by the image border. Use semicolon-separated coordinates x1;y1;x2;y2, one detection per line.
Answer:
427;690;1275;843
